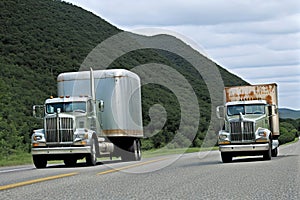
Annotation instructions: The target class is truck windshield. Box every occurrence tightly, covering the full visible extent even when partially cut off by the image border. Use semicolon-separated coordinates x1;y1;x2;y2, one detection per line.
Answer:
46;102;86;114
227;104;265;116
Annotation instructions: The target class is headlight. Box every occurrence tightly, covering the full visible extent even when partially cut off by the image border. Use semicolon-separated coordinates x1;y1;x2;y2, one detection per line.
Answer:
219;134;227;140
33;135;43;141
74;129;89;145
75;132;88;140
258;131;267;137
256;129;269;143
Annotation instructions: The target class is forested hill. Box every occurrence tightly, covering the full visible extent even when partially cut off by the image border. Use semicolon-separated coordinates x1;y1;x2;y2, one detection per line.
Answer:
0;0;247;157
279;108;300;119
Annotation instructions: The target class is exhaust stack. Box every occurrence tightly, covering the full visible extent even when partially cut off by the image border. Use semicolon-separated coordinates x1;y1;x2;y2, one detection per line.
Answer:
90;68;96;101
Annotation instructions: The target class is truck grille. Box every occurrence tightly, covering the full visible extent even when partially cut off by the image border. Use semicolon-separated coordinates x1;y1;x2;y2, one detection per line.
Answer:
45;117;74;143
230;121;255;142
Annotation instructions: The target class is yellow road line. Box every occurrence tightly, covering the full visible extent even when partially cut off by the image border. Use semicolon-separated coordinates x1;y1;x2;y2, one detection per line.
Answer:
0;172;78;191
98;157;168;175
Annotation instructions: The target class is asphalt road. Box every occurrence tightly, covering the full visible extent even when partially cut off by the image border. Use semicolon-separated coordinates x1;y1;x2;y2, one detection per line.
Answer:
0;141;299;200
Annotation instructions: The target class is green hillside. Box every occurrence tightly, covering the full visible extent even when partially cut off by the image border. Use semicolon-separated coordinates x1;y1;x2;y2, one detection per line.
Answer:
0;0;248;159
279;108;300;119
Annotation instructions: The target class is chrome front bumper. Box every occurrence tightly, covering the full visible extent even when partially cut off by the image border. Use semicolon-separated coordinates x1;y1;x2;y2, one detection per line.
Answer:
219;143;269;152
31;146;91;155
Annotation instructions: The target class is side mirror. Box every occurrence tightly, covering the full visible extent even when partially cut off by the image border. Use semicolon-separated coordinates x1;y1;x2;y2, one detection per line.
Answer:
33;105;45;119
216;105;225;119
99;100;104;112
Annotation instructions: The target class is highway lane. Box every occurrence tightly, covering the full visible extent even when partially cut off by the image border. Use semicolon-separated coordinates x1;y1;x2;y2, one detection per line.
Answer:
0;141;299;200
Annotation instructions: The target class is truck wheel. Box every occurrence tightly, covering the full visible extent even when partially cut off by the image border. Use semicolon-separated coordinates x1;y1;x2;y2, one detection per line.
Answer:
271;147;278;157
33;155;47;169
130;139;141;161
121;139;141;161
136;139;142;161
221;152;232;163
86;138;97;166
263;141;272;160
64;158;77;167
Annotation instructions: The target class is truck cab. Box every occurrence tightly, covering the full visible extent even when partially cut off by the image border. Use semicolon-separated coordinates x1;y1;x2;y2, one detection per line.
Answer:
217;84;279;163
32;96;101;168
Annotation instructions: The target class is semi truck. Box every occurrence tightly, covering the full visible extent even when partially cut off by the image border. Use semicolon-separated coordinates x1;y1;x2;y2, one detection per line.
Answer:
216;83;280;163
31;69;143;168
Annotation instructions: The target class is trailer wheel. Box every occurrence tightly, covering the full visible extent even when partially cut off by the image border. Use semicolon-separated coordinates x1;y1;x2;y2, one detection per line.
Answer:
130;139;141;161
136;139;142;161
121;139;141;161
86;138;97;166
221;152;232;163
33;155;47;169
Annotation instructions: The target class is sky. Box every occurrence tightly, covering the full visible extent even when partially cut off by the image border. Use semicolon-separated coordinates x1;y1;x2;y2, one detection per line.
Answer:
65;0;300;110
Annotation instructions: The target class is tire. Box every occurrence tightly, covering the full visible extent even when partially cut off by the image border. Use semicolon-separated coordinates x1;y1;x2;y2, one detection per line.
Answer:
263;141;272;160
64;158;77;167
221;152;232;163
136;139;142;161
271;147;278;157
130;139;141;161
121;139;141;162
33;155;47;169
86;138;97;166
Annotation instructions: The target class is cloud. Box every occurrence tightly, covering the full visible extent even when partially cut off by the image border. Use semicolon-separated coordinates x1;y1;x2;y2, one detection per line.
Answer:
230;65;300;109
87;0;300;26
65;0;300;109
210;46;300;68
234;65;300;81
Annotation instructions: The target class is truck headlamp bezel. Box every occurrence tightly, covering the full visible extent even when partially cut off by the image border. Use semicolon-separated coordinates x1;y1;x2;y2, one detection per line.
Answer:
32;129;45;142
256;129;270;143
32;131;46;147
218;131;230;140
218;131;231;145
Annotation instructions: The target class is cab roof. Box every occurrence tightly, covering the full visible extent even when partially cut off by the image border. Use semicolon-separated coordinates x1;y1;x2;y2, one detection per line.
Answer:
45;96;90;104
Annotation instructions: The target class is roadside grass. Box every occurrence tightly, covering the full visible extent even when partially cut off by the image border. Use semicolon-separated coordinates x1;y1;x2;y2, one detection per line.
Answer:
0;153;32;167
282;137;299;146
